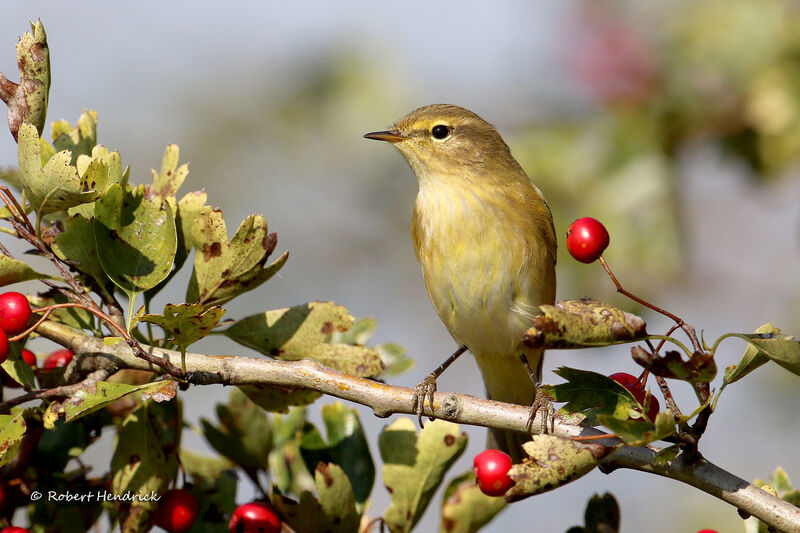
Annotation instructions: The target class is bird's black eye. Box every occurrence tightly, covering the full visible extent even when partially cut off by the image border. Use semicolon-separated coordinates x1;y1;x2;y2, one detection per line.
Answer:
431;124;451;140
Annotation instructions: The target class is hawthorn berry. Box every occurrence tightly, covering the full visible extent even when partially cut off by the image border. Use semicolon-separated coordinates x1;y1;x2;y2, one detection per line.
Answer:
42;349;73;371
20;349;36;367
0;292;32;336
153;488;198;533
0;528;29;533
565;217;610;263
697;530;719;533
608;372;638;387
473;449;514;497
229;501;282;533
0;329;8;365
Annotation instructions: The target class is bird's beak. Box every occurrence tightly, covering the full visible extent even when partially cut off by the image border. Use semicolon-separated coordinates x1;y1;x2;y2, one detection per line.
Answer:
363;130;408;143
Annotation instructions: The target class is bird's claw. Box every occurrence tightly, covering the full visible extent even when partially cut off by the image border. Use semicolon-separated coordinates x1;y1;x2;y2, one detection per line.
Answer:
412;374;438;428
528;389;556;434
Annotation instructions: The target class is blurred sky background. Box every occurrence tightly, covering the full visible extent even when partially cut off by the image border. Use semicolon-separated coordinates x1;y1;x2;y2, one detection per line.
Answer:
2;1;800;532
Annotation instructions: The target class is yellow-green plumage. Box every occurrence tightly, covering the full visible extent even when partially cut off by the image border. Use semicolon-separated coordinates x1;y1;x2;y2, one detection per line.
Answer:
372;104;556;460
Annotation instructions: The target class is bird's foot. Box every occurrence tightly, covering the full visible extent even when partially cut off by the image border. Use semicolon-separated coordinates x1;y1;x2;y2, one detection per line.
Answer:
528;388;556;434
412;374;438;428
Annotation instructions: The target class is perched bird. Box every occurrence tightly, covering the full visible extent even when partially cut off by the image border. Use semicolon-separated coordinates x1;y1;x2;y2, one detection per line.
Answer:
365;104;557;461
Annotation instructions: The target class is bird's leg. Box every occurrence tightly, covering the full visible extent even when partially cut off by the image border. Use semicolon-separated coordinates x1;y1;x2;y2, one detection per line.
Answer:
519;353;555;434
412;345;468;427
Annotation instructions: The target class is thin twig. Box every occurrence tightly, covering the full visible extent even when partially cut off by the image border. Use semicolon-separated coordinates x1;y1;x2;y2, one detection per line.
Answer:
598;256;702;353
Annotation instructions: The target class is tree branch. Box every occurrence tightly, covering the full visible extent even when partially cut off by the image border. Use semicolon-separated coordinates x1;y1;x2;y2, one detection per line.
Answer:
28;319;800;531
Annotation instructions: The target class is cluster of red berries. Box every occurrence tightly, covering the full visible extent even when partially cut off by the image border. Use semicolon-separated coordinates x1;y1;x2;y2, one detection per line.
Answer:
153;488;281;533
0;291;74;386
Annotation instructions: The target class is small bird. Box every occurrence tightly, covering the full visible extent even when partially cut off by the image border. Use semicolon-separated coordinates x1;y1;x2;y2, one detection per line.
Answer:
365;104;557;461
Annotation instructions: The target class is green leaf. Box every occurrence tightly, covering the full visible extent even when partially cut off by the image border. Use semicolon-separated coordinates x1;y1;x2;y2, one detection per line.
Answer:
93;182;177;293
331;317;377;346
0;412;26;469
186;208;286;307
272;462;361;533
239;384;321;413
272;488;329;533
269;409;315;495
151;144;188;203
376;342;415;377
178;448;236;483
137;303;225;351
110;401;178;507
439;471;506;533
1;343;36;389
652;444;682;467
727;325;800;378
541;367;646;425
52;110;97;162
596;411;676;446
523;298;647;349
52;212;111;290
200;388;272;471
18;123;107;215
299;403;374;506
380;418;467;533
771;466;793;493
0;254;56;286
221;302;385;377
62;380;177;424
505;435;614;502
314;462;361;533
631;345;717;382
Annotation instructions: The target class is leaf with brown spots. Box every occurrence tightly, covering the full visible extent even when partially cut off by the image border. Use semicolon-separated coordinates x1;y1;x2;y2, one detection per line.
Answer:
3;20;49;140
439;471;506;533
299;403;374;506
186;207;287;307
52;109;97;162
137;302;225;352
505;435;615;502
523;298;647;350
18;122;108;215
150;144;188;205
93;182;177;294
60;380;177;425
222;302;385;377
380;418;467;533
110;400;179;519
200;388;272;471
0;412;26;469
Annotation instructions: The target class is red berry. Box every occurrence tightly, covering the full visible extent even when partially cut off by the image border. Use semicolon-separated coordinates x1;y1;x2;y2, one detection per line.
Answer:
1;528;29;533
21;349;36;367
473;449;514;497
0;330;8;365
154;489;198;533
229;501;282;533
609;372;638;387
565;217;610;263
0;292;32;336
697;530;719;533
625;385;660;421
42;349;73;371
